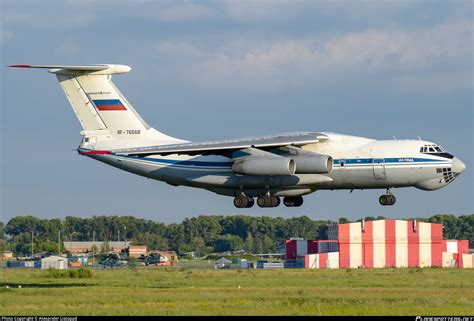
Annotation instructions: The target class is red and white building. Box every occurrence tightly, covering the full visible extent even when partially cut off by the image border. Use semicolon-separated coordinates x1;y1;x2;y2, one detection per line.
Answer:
285;220;473;269
128;245;147;258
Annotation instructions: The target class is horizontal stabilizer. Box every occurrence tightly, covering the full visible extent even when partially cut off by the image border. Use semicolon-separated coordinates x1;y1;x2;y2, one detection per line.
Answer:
9;64;131;75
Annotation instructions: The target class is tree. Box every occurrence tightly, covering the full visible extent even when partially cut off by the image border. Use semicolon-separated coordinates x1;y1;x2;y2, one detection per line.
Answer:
211;234;244;253
244;232;255;253
5;216;43;236
102;241;110;253
338;217;351;224
3;214;473;255
191;236;206;257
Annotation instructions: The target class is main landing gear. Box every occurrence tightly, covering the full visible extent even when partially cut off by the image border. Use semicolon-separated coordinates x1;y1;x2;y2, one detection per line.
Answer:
379;189;396;206
256;195;280;208
233;195;304;208
283;196;304;207
233;195;255;208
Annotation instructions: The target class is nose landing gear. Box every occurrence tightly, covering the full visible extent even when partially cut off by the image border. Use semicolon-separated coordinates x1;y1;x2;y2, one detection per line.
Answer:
379;189;396;206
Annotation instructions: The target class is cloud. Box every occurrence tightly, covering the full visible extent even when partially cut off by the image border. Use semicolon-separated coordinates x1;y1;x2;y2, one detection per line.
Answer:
2;9;96;30
136;3;215;22
54;41;81;59
154;41;204;58
155;20;473;93
0;29;13;47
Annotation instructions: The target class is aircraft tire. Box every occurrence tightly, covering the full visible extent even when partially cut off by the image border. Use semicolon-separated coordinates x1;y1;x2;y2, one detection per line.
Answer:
246;197;255;208
257;196;274;208
271;196;280;207
379;194;396;206
283;196;303;207
388;194;396;205
234;196;249;208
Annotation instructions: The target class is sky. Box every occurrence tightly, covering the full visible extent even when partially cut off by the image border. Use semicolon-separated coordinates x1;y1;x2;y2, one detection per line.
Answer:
1;0;473;224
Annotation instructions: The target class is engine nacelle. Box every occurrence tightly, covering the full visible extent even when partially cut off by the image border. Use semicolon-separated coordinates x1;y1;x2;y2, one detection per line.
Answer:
293;154;333;174
232;157;295;176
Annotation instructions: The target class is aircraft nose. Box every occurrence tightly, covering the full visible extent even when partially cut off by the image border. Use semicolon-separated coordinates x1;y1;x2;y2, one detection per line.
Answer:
452;157;466;174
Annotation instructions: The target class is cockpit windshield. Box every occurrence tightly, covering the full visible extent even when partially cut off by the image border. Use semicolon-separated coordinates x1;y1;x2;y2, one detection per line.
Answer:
419;144;453;159
420;144;446;153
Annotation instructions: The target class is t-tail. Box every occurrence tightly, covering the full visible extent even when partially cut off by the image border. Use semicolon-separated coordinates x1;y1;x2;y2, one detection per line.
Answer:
9;64;186;149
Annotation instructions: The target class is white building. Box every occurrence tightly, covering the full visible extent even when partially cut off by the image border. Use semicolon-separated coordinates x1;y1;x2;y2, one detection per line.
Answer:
41;256;68;269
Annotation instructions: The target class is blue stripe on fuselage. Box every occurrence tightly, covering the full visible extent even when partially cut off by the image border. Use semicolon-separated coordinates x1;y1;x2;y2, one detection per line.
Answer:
123;155;448;169
333;157;447;165
127;155;233;168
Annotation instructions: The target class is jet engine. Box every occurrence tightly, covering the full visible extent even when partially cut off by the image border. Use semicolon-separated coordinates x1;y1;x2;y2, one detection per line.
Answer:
232;156;296;176
293;154;333;174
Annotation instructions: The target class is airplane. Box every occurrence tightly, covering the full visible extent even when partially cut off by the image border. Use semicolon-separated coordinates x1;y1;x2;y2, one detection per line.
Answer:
10;64;466;208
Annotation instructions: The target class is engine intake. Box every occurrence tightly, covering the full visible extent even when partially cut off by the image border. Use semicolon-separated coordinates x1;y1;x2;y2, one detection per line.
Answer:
293;154;333;174
232;157;295;176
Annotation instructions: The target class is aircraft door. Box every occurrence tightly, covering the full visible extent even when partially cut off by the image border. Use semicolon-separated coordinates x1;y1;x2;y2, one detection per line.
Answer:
373;158;386;180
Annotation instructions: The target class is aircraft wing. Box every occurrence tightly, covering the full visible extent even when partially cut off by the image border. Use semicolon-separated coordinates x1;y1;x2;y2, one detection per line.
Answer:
112;132;328;156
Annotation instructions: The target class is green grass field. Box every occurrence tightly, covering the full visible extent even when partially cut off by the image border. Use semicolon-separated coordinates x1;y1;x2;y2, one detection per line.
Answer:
1;267;473;315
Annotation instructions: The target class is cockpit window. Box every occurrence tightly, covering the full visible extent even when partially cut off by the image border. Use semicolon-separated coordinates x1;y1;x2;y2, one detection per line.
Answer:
420;144;453;159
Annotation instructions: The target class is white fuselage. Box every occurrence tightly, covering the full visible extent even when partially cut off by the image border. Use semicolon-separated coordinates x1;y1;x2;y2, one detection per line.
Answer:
83;132;464;198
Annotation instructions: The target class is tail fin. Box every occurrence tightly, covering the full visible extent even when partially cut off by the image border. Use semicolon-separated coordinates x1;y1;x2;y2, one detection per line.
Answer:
10;64;184;148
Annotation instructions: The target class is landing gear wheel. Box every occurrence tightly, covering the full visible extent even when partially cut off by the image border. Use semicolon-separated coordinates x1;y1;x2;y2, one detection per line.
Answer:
233;196;249;208
378;193;396;206
283;196;304;207
388;194;396;205
379;195;387;206
271;196;280;207
246;197;255;208
257;196;269;207
256;197;264;207
257;196;280;208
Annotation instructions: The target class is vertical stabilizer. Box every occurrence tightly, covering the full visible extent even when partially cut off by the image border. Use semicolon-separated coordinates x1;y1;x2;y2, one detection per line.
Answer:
10;64;185;148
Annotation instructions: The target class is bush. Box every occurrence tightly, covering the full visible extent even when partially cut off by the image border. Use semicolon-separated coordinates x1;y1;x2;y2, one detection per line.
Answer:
46;267;92;278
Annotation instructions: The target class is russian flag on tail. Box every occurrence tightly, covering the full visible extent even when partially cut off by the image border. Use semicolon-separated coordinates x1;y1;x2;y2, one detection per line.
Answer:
93;99;127;111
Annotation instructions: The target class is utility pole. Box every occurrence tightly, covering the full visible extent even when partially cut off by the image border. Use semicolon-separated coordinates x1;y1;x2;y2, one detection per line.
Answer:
118;229;120;242
58;230;61;255
31;231;34;257
92;230;95;267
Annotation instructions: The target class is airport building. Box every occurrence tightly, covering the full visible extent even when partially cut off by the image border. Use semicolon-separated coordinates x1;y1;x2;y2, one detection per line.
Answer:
128;245;148;258
63;241;130;255
286;219;473;269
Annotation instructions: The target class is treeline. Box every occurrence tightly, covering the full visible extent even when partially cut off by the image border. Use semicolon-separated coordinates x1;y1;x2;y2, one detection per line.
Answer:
1;214;472;256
